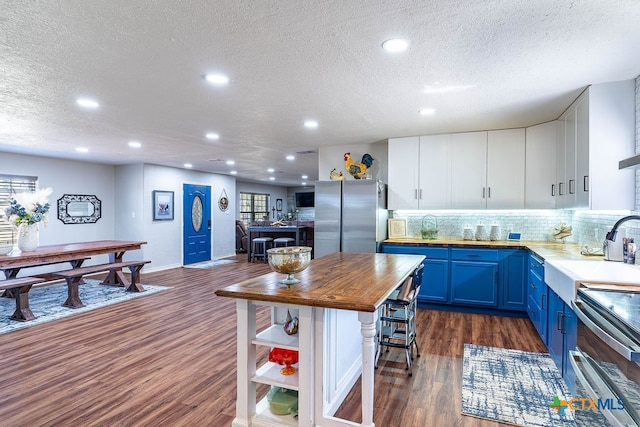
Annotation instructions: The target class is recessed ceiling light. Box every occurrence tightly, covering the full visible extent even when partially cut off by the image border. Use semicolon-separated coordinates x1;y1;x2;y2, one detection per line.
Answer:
204;73;230;85
286;155;295;161
301;182;307;186
304;120;318;129
76;98;99;109
269;176;275;181
75;147;89;153
301;175;308;179
419;108;436;116
230;170;238;175
184;163;193;169
205;132;219;140
226;160;235;165
267;168;275;173
128;141;142;148
382;38;409;53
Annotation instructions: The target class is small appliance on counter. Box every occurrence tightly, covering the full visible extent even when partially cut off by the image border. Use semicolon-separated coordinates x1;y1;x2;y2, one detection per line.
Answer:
603;226;625;262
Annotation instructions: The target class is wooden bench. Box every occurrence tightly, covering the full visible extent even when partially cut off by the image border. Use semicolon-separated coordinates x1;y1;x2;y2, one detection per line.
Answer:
53;260;151;308
0;277;46;321
1;257;90;298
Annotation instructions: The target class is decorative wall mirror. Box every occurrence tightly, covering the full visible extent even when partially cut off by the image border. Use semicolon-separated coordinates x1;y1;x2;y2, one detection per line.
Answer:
57;194;102;224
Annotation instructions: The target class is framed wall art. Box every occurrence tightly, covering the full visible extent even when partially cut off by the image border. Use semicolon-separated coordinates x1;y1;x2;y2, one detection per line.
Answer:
153;190;174;221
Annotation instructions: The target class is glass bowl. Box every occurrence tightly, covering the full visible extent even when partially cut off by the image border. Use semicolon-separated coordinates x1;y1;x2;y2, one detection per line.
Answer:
267;246;312;285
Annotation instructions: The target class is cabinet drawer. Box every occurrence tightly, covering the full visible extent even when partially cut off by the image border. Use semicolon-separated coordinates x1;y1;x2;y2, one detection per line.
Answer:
451;248;499;262
528;253;544;280
382;245;448;259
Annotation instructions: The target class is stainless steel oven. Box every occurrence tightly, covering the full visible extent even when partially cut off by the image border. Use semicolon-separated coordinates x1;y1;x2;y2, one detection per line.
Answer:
571;286;640;426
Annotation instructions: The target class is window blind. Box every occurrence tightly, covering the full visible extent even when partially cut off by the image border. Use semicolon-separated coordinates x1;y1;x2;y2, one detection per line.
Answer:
0;175;38;244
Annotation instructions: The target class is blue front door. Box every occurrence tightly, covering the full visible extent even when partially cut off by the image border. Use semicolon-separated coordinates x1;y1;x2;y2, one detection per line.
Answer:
183;184;211;265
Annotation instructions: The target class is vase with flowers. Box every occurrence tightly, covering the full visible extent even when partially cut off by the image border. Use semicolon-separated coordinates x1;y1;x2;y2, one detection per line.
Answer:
4;187;52;253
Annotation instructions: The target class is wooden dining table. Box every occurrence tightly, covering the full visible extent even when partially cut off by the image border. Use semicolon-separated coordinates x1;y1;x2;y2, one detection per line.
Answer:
0;240;147;287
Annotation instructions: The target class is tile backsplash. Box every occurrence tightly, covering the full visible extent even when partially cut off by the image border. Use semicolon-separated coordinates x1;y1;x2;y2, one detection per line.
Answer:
392;210;640;248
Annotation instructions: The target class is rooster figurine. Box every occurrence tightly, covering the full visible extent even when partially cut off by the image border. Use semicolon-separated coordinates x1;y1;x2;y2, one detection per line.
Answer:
344;152;374;179
329;168;345;181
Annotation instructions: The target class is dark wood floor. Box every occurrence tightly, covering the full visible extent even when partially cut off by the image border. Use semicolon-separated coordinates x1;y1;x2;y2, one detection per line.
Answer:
0;254;547;426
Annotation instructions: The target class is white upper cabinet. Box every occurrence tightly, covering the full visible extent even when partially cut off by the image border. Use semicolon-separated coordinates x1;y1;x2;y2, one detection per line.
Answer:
388;135;450;210
419;134;451;209
586;80;635;210
450;132;488;209
487;129;525;209
525;121;557;209
388;136;420;210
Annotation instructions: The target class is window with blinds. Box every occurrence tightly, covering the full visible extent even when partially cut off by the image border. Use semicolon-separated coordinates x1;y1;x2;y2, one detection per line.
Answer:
239;192;270;227
0;175;38;244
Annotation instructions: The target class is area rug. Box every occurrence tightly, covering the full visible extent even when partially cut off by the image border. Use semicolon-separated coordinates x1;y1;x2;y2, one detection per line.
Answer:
0;279;170;335
183;259;237;269
462;344;576;427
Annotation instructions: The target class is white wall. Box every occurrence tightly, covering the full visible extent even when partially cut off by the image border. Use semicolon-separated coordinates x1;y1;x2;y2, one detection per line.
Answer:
0;152;116;246
142;164;237;269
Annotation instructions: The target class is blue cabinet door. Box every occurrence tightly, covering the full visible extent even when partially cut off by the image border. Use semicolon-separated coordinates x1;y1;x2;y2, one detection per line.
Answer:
562;306;577;395
381;245;449;303
421;258;449;302
500;249;527;311
547;289;565;375
450;260;499;306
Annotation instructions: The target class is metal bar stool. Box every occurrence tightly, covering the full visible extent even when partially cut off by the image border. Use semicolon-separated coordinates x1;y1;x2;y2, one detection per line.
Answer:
273;237;295;248
251;237;273;263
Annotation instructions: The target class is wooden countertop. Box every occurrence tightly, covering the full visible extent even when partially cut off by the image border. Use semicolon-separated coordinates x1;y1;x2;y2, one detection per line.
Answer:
215;252;425;312
383;238;603;262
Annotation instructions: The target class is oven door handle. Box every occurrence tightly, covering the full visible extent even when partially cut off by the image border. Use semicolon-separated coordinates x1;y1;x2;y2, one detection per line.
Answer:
571;299;640;362
569;349;640;427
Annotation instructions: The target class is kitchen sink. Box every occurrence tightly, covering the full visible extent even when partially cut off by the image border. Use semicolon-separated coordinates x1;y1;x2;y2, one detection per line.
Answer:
544;260;640;305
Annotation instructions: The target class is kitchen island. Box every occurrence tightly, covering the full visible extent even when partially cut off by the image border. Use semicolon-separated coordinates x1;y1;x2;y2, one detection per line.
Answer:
215;252;424;427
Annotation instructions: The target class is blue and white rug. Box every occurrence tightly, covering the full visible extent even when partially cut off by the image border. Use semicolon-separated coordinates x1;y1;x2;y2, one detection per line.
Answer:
183;259;237;269
0;279;170;335
462;344;576;427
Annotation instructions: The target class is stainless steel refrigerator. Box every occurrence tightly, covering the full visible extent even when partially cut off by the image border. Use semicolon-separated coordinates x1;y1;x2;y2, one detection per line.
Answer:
314;180;388;258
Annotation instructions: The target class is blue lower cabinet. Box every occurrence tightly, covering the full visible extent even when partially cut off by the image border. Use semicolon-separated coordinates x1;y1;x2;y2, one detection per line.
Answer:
547;288;577;394
500;250;527;311
381;245;449;303
450;260;499;306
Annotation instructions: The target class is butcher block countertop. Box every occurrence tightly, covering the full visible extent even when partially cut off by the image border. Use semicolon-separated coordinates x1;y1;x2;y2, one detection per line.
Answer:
215;252;424;312
383;238;602;262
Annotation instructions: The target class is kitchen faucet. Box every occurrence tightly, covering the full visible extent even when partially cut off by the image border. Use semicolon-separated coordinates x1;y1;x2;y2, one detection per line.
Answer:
604;215;640;261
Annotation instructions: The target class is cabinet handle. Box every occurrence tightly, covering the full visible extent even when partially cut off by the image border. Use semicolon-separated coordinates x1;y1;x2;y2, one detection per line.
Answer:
583;175;589;192
530;282;536;289
482;187;486;198
569;179;575;195
466;254;481;258
557;311;565;333
558;182;564;196
541;294;545;310
419;189;422;199
414;189;418;200
551;184;555;197
487;187;491;198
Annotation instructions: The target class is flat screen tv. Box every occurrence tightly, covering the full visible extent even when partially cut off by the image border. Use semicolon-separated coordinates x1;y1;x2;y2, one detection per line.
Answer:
295;192;315;208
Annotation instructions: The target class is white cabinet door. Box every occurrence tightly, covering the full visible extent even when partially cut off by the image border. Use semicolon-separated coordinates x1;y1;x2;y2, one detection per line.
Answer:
575;94;589;208
555;118;567;209
450;132;487;209
487;129;525;209
419;134;450;209
525;122;557;209
388;136;419;210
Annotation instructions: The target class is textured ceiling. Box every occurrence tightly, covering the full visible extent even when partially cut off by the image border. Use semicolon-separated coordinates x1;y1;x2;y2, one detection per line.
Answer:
1;0;639;186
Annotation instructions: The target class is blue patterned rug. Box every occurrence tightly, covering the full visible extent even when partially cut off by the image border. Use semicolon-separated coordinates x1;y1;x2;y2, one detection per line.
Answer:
183;259;237;269
0;279;170;334
462;344;576;427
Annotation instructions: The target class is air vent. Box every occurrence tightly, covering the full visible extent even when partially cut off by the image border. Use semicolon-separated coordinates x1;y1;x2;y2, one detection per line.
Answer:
296;150;316;155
